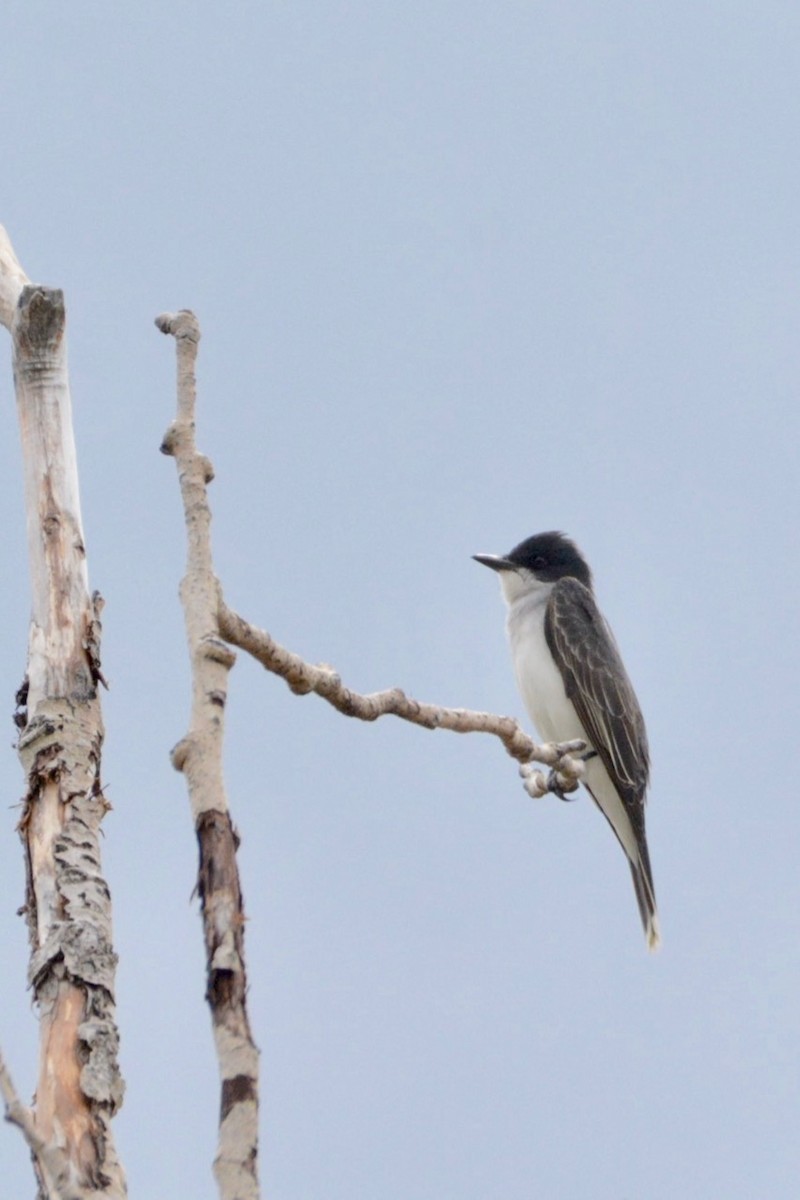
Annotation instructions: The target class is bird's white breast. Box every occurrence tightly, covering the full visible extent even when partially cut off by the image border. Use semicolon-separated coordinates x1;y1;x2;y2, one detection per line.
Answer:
505;589;588;747
500;573;641;866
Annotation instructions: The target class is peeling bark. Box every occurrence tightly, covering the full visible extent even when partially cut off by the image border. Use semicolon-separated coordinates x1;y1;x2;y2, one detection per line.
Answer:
2;244;126;1199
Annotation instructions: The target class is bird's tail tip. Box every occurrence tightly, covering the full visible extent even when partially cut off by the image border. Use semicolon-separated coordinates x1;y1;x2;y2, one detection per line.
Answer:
629;853;661;952
645;915;662;953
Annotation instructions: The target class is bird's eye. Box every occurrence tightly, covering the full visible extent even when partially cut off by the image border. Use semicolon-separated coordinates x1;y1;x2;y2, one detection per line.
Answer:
533;555;547;568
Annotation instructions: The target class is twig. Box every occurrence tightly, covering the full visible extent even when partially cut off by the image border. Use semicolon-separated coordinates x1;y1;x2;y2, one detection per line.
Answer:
0;1044;84;1200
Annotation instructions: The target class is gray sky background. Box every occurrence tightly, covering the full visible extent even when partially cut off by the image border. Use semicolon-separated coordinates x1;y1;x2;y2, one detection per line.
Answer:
1;3;799;1197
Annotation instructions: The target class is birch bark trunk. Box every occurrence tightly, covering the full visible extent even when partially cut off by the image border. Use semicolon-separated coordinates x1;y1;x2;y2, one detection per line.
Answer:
1;228;125;1199
158;310;259;1200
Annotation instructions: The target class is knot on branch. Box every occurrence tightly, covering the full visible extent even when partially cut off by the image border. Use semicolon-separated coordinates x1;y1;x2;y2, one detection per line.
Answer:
285;670;314;695
42;511;61;538
315;664;341;691
198;454;215;483
154;309;201;342
160;423;179;456
200;636;236;669
171;736;192;772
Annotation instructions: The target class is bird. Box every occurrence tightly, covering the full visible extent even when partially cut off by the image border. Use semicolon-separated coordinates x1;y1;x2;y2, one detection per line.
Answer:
474;531;660;951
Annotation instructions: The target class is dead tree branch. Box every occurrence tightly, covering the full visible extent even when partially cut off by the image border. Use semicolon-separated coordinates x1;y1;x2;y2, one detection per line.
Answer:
216;603;587;794
154;302;588;1194
157;309;259;1200
1;227;125;1198
0;1043;85;1200
0;223;30;327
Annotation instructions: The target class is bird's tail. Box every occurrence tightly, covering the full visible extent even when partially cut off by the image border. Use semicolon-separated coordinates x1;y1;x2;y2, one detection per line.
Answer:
629;846;661;952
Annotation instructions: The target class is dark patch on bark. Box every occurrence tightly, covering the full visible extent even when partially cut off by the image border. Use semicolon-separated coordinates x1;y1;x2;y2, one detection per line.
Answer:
220;1074;257;1123
84;592;108;691
16;286;66;355
14;676;29;730
196;809;249;1011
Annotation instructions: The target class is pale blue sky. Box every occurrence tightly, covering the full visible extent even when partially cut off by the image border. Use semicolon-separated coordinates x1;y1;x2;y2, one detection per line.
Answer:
1;3;799;1196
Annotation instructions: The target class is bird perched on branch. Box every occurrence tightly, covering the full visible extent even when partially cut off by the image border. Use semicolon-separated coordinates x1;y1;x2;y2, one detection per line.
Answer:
474;531;660;951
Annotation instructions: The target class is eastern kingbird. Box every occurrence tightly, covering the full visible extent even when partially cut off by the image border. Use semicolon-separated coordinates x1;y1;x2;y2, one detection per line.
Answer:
474;531;660;951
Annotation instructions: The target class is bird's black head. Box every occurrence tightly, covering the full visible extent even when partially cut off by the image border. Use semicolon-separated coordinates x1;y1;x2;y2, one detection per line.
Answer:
506;531;592;589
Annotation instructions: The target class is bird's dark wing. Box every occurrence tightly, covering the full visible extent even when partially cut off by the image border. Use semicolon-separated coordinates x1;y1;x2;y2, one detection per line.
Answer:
544;576;649;807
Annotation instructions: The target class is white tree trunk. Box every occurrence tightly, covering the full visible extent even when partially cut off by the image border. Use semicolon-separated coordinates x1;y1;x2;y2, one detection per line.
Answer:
158;310;259;1200
1;227;125;1199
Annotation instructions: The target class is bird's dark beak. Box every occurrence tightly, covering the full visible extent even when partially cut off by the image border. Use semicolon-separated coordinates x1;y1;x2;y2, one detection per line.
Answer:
472;554;515;573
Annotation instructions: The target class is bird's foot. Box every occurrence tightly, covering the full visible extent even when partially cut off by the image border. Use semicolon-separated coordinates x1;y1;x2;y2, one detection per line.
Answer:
519;762;578;800
519;761;583;801
520;744;588;800
546;767;580;802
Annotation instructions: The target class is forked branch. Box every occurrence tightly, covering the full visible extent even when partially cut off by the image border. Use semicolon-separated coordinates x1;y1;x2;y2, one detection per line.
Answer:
0;1045;82;1200
156;304;588;1195
157;310;259;1200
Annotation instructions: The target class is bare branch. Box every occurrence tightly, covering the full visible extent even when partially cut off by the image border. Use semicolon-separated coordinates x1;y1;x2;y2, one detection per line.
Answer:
156;303;586;1195
0;223;31;329
157;310;259;1200
216;602;587;795
0;1043;85;1200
